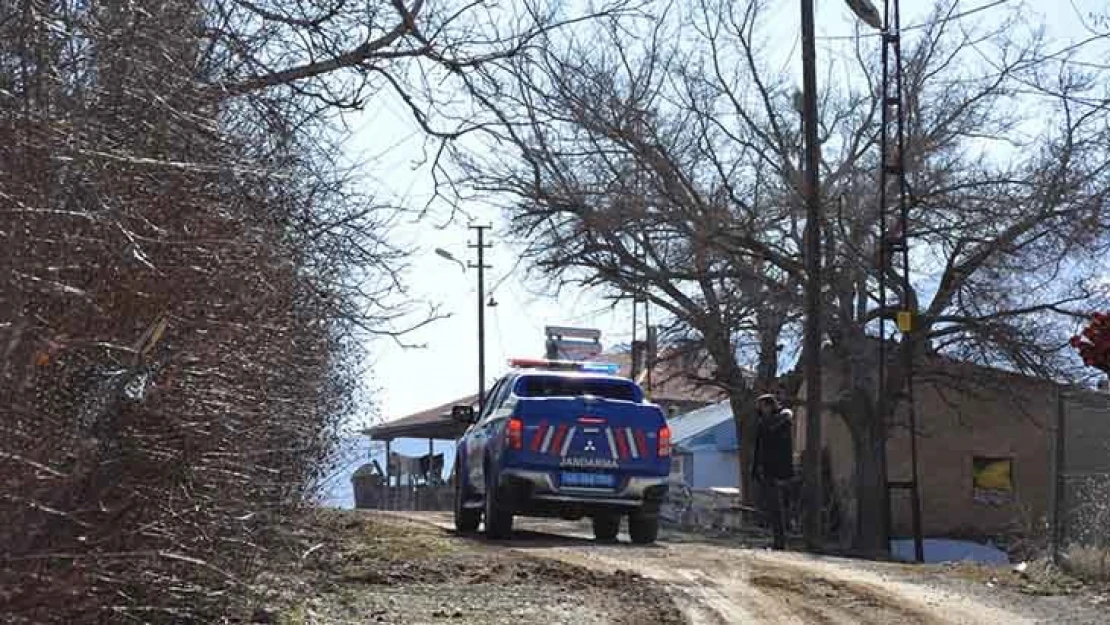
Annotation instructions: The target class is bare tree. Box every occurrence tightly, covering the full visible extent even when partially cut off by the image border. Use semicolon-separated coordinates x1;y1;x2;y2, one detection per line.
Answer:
448;8;801;502
453;0;1110;551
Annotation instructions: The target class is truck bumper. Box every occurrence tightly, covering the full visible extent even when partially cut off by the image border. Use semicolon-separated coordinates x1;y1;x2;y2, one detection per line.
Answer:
497;469;669;514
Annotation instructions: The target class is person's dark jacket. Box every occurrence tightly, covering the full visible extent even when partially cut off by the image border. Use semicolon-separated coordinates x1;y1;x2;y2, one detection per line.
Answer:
751;408;795;482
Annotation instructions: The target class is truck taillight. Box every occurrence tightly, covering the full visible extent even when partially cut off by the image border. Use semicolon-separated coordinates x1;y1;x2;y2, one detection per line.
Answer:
506;417;524;450
658;425;671;457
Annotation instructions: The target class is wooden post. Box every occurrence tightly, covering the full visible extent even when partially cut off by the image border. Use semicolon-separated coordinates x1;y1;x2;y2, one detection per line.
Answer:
384;439;392;511
427;438;434;484
426;438;435;510
1049;386;1067;565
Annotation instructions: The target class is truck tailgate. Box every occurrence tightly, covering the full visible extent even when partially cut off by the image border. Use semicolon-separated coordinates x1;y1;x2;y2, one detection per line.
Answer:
509;396;669;476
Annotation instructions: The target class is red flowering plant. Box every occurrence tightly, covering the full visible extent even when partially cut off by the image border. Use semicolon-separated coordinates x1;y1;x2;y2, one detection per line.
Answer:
1070;312;1110;373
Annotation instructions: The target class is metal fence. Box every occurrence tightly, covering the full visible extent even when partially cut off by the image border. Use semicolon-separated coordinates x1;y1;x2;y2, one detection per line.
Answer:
1050;388;1110;579
350;464;454;511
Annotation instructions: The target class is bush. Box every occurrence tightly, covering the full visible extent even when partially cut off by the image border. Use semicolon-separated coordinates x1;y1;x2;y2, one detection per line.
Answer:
1062;546;1110;582
0;4;383;621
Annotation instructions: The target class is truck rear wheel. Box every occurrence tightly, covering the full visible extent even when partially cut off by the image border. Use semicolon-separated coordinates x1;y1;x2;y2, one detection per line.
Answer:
628;511;659;544
591;514;621;542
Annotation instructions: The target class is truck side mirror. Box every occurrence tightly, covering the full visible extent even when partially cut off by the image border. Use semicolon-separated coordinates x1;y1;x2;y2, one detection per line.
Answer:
451;405;477;424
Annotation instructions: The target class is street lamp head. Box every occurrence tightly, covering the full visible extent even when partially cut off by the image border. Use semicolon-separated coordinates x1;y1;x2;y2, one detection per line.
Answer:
844;0;883;30
434;247;466;272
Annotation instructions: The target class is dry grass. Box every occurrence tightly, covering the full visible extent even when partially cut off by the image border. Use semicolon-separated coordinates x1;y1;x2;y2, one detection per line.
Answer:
1061;546;1110;583
936;559;1088;596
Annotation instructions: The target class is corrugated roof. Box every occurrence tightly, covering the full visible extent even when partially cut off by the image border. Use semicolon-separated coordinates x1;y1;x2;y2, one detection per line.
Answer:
668;400;733;445
364;394;478;441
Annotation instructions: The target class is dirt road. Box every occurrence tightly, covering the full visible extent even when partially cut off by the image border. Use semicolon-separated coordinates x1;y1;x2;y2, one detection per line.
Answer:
248;509;685;625
394;511;1107;625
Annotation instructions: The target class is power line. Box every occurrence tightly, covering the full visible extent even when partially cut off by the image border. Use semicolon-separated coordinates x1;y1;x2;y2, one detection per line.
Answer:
816;0;1014;41
504;280;544;336
487;246;527;296
490;304;509;363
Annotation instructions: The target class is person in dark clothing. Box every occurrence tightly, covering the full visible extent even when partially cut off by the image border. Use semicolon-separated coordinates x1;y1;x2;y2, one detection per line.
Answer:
751;394;794;550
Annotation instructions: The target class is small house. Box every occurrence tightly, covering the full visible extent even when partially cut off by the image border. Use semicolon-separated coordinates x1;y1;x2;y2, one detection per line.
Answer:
668;400;741;489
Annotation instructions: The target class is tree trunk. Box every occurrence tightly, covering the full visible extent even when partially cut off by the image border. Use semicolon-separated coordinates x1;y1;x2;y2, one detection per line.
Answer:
704;336;759;505
729;391;757;505
842;389;890;555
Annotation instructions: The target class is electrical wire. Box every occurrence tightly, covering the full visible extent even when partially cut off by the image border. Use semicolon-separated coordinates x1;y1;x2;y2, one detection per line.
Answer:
487;248;528;297
815;0;1014;41
504;280;544;336
490;301;509;363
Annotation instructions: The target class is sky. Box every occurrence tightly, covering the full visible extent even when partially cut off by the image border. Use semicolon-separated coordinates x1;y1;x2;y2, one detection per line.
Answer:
344;0;1103;429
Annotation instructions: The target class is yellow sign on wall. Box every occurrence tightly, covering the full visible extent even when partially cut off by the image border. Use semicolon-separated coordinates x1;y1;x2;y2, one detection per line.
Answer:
973;458;1013;491
973;456;1014;506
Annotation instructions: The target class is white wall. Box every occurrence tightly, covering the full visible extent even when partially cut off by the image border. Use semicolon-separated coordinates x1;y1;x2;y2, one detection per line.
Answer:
690;449;740;489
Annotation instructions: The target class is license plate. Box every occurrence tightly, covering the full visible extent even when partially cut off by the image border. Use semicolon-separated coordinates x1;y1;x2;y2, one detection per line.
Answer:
560;471;616;488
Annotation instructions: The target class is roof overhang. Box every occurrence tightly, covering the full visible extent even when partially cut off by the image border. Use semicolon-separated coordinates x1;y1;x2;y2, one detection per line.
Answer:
364;394;477;442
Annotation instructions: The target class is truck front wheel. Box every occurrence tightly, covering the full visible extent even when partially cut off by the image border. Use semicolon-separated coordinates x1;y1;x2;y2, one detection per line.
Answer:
454;464;480;533
484;470;513;539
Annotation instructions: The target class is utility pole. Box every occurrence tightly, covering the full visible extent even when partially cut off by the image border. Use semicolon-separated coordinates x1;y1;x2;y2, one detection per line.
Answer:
469;224;492;411
792;0;883;559
800;0;824;554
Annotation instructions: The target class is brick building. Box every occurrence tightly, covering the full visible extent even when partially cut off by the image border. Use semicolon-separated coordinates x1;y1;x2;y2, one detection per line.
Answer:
798;351;1110;543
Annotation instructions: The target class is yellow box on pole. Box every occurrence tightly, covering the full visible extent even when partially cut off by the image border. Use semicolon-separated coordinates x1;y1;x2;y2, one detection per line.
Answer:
897;311;913;333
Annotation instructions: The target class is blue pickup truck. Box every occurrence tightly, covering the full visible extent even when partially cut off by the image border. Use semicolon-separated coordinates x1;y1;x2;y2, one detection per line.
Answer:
451;359;671;544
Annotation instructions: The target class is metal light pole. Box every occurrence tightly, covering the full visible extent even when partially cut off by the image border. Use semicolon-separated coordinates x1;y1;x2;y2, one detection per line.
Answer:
873;0;925;563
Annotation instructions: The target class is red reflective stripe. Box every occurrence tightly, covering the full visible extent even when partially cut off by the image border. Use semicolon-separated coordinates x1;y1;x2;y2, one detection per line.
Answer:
613;426;629;460
549;424;568;456
530;421;548;452
634;429;648;459
578;416;606;424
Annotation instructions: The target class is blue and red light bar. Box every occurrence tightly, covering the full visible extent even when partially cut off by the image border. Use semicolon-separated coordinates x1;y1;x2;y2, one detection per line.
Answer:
508;357;621;375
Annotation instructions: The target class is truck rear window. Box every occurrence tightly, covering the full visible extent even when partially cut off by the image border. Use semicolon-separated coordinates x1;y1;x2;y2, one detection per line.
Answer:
514;375;639;402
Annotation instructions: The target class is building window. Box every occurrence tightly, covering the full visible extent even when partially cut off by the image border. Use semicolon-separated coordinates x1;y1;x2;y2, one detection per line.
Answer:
972;456;1014;506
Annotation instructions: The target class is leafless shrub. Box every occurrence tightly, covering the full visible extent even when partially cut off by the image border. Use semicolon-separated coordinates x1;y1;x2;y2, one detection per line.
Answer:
1061;475;1110;582
1063;546;1110;582
0;9;356;623
0;0;618;621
